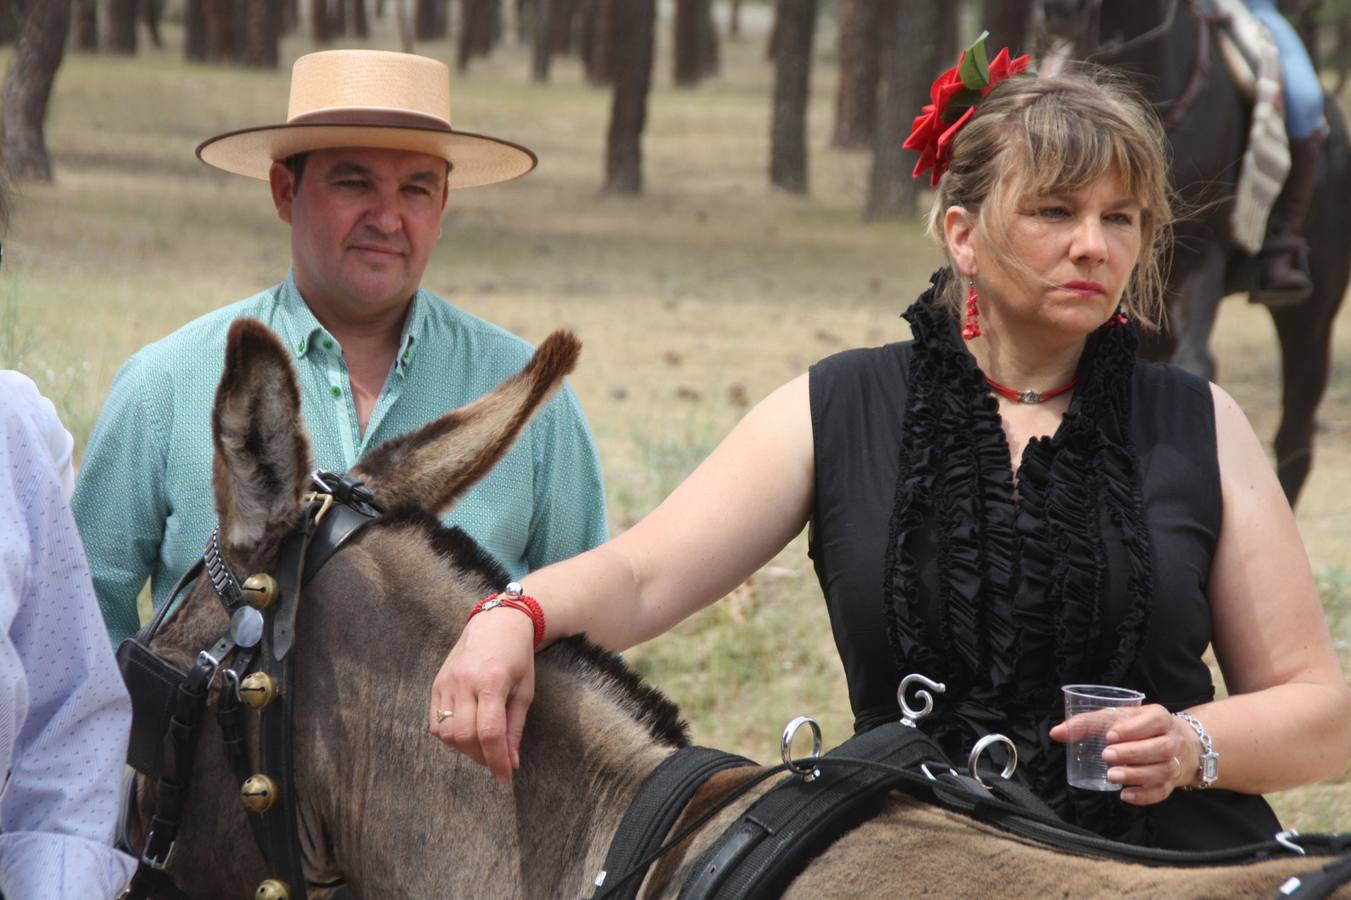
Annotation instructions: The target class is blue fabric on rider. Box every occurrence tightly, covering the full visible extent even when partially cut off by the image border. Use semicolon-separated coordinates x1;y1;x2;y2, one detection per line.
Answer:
1243;0;1327;138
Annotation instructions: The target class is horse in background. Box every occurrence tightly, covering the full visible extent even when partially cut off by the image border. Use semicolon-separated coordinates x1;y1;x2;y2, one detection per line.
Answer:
1038;0;1351;505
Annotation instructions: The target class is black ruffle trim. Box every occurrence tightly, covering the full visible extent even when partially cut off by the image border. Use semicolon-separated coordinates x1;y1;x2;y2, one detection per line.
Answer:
882;269;1157;844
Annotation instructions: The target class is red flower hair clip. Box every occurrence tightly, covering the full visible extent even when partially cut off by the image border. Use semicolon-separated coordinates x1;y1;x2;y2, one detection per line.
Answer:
902;31;1031;186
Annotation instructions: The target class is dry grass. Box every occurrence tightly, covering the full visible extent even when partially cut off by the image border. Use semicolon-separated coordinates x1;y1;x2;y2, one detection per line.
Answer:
6;11;1348;833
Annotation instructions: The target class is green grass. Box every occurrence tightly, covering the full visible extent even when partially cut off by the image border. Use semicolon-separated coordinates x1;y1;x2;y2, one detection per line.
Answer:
8;11;1351;834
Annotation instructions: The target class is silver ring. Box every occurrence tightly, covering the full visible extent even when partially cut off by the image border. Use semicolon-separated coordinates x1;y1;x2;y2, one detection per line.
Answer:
967;733;1018;783
780;716;822;781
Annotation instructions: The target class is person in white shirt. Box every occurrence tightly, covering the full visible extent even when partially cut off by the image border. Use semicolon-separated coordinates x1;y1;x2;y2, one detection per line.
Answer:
0;369;137;890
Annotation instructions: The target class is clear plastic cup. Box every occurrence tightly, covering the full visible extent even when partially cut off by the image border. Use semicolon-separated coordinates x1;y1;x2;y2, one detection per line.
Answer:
1061;684;1146;791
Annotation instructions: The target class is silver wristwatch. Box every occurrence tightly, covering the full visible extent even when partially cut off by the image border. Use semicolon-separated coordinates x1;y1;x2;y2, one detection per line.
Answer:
1175;712;1219;789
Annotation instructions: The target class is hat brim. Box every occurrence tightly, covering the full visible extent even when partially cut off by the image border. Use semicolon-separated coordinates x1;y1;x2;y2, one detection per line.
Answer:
196;123;537;189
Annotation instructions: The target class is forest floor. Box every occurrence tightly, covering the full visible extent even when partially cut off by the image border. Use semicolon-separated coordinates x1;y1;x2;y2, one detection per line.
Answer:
4;9;1348;831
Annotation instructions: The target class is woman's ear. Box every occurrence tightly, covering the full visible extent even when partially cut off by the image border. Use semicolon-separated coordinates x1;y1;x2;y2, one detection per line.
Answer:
943;205;978;278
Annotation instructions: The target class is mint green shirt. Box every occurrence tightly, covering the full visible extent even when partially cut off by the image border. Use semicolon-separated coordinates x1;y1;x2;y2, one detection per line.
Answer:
74;273;607;646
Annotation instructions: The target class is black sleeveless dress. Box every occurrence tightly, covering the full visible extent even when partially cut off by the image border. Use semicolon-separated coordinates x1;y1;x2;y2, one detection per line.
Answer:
807;311;1282;849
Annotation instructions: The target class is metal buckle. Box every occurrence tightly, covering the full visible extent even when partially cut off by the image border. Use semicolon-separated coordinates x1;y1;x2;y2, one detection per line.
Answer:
301;490;335;527
141;830;176;870
920;761;959;782
780;716;823;782
197;649;222;690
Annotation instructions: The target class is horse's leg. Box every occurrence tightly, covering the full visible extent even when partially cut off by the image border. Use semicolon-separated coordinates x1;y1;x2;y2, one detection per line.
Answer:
1164;243;1227;381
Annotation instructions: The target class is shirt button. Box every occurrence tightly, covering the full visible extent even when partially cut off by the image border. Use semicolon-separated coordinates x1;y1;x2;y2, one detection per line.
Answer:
323;338;334;350
296;340;305;352
330;386;342;398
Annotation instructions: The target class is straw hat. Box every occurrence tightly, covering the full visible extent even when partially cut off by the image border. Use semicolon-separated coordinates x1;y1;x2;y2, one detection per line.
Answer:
196;49;536;189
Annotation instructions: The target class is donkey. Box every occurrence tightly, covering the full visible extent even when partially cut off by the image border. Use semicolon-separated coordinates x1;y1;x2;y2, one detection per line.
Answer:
1037;0;1351;505
128;318;1348;898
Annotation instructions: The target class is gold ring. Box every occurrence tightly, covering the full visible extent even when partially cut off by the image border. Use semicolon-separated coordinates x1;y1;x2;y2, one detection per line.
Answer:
436;709;454;723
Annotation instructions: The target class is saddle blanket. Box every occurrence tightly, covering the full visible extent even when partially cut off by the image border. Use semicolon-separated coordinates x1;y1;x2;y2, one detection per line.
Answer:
1207;0;1291;253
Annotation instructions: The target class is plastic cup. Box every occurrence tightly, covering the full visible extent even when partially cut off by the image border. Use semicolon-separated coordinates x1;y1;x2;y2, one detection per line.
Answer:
1062;684;1146;791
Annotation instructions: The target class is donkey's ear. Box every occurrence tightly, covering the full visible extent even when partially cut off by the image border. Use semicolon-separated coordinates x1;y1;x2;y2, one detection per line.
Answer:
212;319;314;557
353;330;580;516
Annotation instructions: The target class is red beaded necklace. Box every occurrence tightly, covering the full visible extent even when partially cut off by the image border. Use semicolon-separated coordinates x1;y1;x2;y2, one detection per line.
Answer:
985;376;1077;405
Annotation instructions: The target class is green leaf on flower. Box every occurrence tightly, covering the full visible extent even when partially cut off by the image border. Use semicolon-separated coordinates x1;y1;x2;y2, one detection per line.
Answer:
957;30;991;91
940;88;984;124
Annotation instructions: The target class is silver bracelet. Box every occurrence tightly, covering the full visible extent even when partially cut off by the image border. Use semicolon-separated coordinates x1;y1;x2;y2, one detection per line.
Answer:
1174;711;1219;790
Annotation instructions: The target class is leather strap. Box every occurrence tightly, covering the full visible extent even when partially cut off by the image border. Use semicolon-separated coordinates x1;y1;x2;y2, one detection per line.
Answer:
592;747;754;899
679;722;953;900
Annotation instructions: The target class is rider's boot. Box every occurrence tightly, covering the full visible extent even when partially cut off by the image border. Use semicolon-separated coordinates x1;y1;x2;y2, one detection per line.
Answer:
1253;129;1326;307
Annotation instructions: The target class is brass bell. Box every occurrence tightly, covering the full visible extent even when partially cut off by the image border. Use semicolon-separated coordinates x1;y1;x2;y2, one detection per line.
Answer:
240;774;278;813
255;879;291;900
239;672;279;710
241;573;279;610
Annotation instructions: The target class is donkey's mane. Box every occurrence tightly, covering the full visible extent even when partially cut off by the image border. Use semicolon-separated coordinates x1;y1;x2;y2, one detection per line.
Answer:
380;507;690;750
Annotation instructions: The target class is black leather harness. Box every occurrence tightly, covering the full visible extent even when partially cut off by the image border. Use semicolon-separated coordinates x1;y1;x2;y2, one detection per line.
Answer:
116;471;382;900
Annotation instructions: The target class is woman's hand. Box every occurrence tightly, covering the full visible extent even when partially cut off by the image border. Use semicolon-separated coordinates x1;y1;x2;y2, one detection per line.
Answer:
429;607;537;784
1049;703;1198;805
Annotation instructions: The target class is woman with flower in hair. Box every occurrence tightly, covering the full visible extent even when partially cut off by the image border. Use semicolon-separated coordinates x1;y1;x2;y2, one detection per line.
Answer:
429;38;1351;849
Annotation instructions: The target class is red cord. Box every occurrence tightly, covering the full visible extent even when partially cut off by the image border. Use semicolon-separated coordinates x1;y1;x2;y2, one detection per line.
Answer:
985;376;1077;405
469;589;545;648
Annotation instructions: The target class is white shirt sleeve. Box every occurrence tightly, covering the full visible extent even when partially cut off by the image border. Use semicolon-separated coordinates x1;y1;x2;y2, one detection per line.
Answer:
0;375;136;898
0;372;75;499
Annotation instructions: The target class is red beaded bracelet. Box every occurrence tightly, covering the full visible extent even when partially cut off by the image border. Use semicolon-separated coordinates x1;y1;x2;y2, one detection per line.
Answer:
468;582;545;648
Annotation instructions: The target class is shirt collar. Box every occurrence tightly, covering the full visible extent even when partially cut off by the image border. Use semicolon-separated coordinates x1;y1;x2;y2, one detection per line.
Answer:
275;269;424;370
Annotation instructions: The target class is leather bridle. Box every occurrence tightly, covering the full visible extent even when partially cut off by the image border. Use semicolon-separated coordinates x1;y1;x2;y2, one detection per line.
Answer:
116;470;383;900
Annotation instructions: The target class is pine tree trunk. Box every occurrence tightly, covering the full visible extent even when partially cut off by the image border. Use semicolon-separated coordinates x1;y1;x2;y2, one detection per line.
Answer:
673;0;697;86
204;0;235;61
769;0;815;193
830;0;879;149
311;0;331;42
105;0;138;53
582;0;615;85
1;0;70;180
603;0;654;194
415;0;447;39
531;0;553;80
185;0;207;59
983;0;1032;58
243;0;280;66
76;0;98;50
867;0;937;219
144;0;163;48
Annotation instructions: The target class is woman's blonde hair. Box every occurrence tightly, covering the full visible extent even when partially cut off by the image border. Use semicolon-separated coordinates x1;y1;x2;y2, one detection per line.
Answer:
928;67;1173;330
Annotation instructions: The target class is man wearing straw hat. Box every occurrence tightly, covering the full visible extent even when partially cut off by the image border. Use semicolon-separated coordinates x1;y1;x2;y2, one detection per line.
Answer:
74;50;608;646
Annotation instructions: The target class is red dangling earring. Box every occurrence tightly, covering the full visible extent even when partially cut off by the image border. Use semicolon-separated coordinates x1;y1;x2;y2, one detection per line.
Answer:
1106;307;1129;328
962;282;981;340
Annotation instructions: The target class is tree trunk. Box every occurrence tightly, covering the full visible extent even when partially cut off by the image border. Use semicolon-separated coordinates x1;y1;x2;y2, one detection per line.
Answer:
352;0;369;38
204;0;235;61
457;0;490;70
310;0;331;42
673;0;698;86
531;0;554;80
982;0;1032;58
1;0;70;180
582;0;615;85
185;0;206;59
332;0;348;36
867;0;938;219
394;0;414;49
415;0;448;39
603;0;655;194
769;0;815;193
242;0;280;66
75;0;98;50
831;0;880;149
516;0;531;44
144;0;163;48
105;0;138;53
549;0;574;54
697;0;718;76
730;0;741;40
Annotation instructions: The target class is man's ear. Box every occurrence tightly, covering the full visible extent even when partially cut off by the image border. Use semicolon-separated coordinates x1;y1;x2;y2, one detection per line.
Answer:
943;205;978;278
269;161;296;225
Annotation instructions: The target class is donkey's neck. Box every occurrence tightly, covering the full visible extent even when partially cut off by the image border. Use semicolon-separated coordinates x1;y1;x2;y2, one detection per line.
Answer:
297;533;677;898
